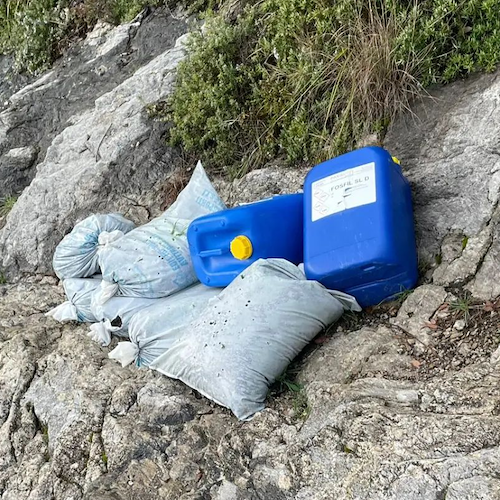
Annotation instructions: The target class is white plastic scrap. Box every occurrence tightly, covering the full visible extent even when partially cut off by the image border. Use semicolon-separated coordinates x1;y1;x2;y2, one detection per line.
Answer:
95;162;225;304
87;319;120;347
45;301;79;322
149;259;361;420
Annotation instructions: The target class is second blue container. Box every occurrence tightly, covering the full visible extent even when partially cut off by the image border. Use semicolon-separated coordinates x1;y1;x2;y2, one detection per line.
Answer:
187;194;304;287
304;146;418;307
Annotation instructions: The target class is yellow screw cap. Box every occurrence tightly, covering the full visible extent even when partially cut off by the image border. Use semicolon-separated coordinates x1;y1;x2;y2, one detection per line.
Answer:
392;156;401;165
230;235;253;260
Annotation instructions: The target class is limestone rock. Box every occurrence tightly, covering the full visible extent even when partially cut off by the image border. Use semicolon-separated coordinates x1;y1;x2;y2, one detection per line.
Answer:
385;70;500;269
216;164;309;207
391;285;448;346
0;281;499;499
0;10;187;199
467;219;500;299
0;25;189;277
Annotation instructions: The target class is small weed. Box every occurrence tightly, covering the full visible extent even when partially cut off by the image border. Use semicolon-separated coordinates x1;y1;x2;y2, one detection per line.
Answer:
449;294;473;324
435;254;443;265
292;390;311;421
276;371;302;393
170;219;188;237
462;236;469;250
274;367;311;421
0;195;17;217
393;287;414;306
101;452;108;466
418;257;432;276
0;272;6;285
41;424;49;445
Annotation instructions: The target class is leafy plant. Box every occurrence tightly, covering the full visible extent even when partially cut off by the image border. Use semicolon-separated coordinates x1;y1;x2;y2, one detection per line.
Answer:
275;367;311;421
462;236;469;250
169;0;500;177
0;272;6;285
292;390;311;421
276;373;302;393
0;0;157;74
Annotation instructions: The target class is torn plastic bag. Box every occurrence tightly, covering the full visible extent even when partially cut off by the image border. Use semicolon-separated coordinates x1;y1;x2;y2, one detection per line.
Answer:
87;295;161;347
53;214;135;279
95;162;225;303
149;259;361;420
108;284;221;368
46;277;102;323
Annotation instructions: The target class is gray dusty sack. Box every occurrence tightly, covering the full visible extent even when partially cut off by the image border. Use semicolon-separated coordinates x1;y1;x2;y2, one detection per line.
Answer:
150;258;360;420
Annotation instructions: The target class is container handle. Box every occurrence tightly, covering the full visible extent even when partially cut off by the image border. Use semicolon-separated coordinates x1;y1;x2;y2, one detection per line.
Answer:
199;248;225;258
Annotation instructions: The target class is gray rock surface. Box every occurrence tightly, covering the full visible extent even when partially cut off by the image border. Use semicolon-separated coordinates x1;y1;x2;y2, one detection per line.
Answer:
0;10;187;199
216;164;309;206
385;71;500;265
391;284;448;347
385;70;500;299
0;17;189;278
1;279;500;500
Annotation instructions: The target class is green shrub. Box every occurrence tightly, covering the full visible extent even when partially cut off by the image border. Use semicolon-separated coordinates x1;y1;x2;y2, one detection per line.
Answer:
0;0;64;73
169;0;500;177
0;0;157;73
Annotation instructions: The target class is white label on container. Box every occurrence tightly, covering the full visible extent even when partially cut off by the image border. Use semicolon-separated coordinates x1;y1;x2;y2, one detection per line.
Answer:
311;162;376;221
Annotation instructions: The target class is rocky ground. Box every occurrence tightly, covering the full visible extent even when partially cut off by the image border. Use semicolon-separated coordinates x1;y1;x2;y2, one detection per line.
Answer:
1;7;500;500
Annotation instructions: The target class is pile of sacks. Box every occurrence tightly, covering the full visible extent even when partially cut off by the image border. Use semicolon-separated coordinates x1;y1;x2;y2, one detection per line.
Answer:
47;162;360;420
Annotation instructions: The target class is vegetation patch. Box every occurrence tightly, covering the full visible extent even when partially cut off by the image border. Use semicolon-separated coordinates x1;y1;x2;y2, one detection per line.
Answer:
0;0;158;73
168;0;500;177
0;195;17;217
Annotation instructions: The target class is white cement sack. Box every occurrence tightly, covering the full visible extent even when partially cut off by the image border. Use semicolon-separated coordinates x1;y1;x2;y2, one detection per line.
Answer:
95;162;225;303
149;259;361;420
46;277;102;323
108;284;221;367
53;214;135;279
87;295;161;347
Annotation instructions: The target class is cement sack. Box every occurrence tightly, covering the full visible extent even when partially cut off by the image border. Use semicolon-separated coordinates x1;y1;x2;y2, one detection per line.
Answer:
53;214;135;279
95;162;225;304
88;295;161;347
108;284;221;367
46;277;102;323
149;259;361;420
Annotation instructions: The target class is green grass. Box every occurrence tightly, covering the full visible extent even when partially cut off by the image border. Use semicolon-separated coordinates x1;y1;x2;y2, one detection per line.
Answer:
462;236;469;250
0;272;6;285
449;294;473;324
0;195;17;217
41;423;49;444
168;0;500;177
393;287;414;306
274;367;311;421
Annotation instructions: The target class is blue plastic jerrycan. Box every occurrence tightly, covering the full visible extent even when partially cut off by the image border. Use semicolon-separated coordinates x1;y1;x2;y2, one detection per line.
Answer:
304;146;418;307
187;193;304;287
